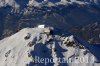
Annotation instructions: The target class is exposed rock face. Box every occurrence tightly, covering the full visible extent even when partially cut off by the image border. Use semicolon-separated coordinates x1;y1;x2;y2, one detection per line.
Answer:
0;27;100;66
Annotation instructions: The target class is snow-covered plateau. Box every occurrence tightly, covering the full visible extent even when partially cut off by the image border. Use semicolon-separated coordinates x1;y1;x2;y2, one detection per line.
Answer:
0;27;100;66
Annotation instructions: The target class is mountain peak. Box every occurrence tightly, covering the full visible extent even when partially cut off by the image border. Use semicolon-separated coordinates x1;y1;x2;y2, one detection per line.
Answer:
0;26;99;66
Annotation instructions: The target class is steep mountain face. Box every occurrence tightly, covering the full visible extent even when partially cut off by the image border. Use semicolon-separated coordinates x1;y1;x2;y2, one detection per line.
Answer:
70;22;100;44
0;27;100;66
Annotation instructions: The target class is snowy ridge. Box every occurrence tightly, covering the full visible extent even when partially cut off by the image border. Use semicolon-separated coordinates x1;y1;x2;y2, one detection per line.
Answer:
27;0;100;7
0;0;100;13
0;0;20;12
0;27;100;66
0;0;100;9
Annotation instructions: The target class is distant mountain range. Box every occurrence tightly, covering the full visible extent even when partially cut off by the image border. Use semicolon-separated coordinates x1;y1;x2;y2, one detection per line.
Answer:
0;0;100;44
0;0;100;9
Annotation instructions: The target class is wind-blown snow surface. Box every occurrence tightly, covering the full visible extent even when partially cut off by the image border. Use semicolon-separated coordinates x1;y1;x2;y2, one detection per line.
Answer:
0;27;100;66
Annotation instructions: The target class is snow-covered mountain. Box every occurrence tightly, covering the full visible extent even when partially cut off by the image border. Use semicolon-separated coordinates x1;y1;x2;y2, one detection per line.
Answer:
0;0;100;9
0;0;20;12
0;27;100;66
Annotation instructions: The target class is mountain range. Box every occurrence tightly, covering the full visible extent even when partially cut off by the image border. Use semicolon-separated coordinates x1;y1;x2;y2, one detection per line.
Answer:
0;0;100;44
0;0;100;66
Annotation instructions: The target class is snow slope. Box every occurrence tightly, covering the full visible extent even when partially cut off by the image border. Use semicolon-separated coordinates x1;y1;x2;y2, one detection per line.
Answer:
0;27;100;66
